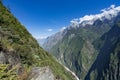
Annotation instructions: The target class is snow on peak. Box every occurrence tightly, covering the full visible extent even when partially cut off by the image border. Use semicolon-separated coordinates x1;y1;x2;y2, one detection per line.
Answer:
70;5;120;26
70;18;80;27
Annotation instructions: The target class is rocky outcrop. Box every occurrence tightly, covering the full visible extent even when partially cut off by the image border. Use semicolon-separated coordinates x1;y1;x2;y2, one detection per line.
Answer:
0;51;6;64
29;66;55;80
0;50;20;66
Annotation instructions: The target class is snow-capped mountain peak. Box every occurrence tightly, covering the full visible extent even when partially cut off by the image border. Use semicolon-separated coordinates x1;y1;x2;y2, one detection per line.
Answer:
70;5;120;26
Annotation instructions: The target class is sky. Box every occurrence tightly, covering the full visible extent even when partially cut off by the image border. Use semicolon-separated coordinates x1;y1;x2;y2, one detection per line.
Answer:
3;0;120;39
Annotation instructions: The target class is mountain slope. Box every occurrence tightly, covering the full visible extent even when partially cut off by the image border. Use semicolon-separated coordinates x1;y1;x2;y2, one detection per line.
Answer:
43;22;111;79
43;6;120;79
85;21;120;80
0;1;76;80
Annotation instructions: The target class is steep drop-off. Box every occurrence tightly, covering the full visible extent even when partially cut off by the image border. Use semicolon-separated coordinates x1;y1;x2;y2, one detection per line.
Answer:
0;1;76;80
85;21;120;80
43;7;120;79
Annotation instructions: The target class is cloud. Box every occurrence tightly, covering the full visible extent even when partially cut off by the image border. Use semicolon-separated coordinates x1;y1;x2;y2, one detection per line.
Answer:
110;4;115;9
39;36;47;39
101;4;115;12
70;18;79;27
70;18;79;24
47;29;53;32
60;27;66;32
35;36;47;39
79;15;95;23
70;4;120;26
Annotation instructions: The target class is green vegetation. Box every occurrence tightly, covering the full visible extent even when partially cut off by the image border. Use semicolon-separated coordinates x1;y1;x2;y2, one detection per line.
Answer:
44;21;111;79
43;8;120;80
1;0;120;79
90;69;97;80
0;64;18;80
0;1;75;80
85;22;120;80
100;25;120;80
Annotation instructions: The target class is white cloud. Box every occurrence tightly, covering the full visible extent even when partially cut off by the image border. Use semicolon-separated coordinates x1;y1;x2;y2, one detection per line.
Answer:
39;36;47;39
70;18;79;24
60;27;66;32
79;15;95;23
70;18;80;27
47;29;53;32
110;4;115;9
70;4;120;26
101;4;115;12
35;36;47;39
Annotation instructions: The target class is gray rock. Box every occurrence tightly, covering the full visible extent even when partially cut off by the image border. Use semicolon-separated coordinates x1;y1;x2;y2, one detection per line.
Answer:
0;51;6;64
29;66;55;80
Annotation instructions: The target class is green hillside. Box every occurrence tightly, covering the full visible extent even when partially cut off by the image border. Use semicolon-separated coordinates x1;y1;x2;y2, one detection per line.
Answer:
85;21;120;80
43;9;120;80
44;21;112;79
0;1;75;80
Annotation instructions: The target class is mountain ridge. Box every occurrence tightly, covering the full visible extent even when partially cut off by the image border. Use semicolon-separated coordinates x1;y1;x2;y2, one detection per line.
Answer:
43;5;120;80
70;5;120;27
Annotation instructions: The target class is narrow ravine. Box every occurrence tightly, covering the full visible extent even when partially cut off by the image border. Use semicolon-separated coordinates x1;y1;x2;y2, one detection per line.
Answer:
63;66;80;80
56;58;80;80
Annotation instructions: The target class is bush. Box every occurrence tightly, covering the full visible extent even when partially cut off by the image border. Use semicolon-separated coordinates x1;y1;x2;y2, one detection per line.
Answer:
0;64;18;80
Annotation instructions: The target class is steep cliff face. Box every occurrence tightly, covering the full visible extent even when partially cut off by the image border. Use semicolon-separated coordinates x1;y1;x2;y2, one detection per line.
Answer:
85;21;120;80
0;1;76;80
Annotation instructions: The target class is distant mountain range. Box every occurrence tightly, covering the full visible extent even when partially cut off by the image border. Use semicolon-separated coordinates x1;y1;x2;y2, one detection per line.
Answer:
37;37;46;46
42;5;120;80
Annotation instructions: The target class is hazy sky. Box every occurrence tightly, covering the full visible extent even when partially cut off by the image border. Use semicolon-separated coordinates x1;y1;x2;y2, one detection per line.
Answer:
3;0;120;39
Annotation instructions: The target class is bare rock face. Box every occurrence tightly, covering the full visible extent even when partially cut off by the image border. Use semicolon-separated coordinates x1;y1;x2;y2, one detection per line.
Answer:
0;51;6;64
0;43;6;64
29;66;55;80
0;50;20;65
